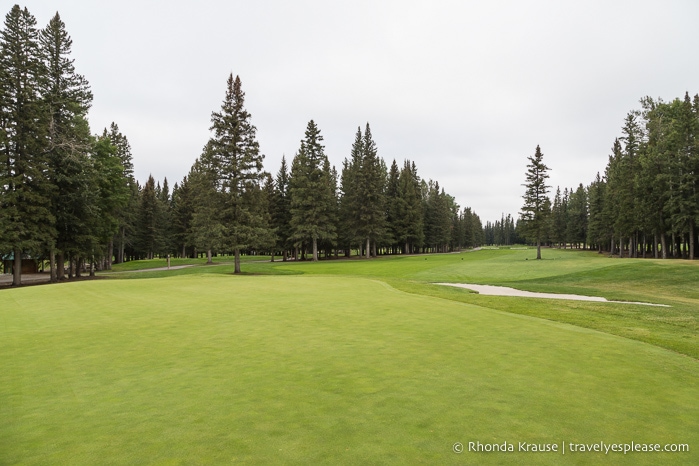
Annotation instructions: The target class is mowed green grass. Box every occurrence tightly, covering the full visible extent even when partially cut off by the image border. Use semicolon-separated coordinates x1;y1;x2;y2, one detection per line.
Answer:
2;273;698;464
104;248;699;358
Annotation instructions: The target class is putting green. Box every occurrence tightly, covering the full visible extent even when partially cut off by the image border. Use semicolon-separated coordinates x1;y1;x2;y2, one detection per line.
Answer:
1;274;697;464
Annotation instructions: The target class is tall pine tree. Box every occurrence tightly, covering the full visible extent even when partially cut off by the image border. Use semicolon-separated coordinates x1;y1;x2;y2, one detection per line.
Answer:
289;120;337;261
520;145;551;259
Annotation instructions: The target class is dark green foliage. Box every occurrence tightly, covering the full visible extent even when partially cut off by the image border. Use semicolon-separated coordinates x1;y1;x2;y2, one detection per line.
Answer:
135;175;159;259
395;161;424;253
565;184;588;248
270;156;292;258
423;181;452;252
171;176;194;258
484;213;517;246
586;173;607;251
355;124;387;257
0;6;54;284
207;74;272;272
338;127;364;253
189;144;225;263
519;145;551;259
550;187;567;247
91;136;130;249
289;120;337;261
385;159;401;252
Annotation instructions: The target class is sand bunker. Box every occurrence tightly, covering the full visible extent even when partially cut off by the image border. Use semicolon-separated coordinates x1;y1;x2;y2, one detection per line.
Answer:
435;283;669;307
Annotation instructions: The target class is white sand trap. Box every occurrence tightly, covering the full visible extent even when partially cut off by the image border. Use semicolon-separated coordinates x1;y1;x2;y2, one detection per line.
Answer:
435;283;669;307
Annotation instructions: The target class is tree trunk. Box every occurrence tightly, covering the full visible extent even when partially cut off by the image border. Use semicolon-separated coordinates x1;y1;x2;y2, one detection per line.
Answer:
107;238;113;269
57;252;65;280
118;226;125;264
12;248;21;286
628;236;633;259
672;232;679;258
372;240;377;258
207;249;212;264
312;237;318;262
50;249;57;283
536;236;542;260
661;232;667;259
653;233;658;259
365;237;370;259
234;248;241;273
690;221;695;260
618;236;623;257
90;258;95;277
76;257;82;278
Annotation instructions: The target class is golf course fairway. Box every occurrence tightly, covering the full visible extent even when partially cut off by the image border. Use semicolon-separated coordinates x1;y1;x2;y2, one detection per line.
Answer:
1;271;697;464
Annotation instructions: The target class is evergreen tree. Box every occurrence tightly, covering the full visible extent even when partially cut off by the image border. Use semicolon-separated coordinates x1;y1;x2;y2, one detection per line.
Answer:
105;123;136;264
396;160;424;253
520;145;551;259
208;74;270;273
135;175;158;259
0;6;54;285
91;134;130;270
289;120;337;261
550;187;566;247
156;177;174;256
586;173;607;252
566;184;588;248
385;159;401;252
171;175;194;258
665;93;699;259
39;12;93;279
338;127;363;255
270;156;292;259
189;149;225;264
356;123;386;258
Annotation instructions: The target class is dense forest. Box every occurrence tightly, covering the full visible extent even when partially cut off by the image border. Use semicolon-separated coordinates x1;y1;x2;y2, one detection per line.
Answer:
0;5;484;285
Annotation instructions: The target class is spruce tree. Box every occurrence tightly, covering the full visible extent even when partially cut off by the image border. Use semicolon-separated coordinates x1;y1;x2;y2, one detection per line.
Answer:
104;123;136;264
171;175;194;258
91;134;130;269
356;123;386;258
40;12;95;279
189;151;225;264
270;156;292;259
0;6;54;285
289;120;337;261
338;127;363;255
520;145;551;259
208;74;270;273
586;173;607;252
385;159;401;253
395;160;424;253
136;175;158;259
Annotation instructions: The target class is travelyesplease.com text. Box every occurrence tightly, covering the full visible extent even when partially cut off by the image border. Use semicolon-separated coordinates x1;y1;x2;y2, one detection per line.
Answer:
452;440;689;455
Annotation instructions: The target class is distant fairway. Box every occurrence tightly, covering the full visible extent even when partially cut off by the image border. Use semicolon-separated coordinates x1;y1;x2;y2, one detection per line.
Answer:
2;259;698;464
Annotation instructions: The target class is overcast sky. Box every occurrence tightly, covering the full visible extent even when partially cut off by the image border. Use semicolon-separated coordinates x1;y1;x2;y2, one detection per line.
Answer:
18;0;699;222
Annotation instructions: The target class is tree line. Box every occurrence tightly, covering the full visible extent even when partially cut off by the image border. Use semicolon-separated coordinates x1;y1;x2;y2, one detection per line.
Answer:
141;75;485;271
509;93;699;261
0;6;136;285
0;5;485;285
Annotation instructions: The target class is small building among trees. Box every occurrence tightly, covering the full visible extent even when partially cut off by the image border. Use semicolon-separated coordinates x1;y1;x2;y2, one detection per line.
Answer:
2;253;39;274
